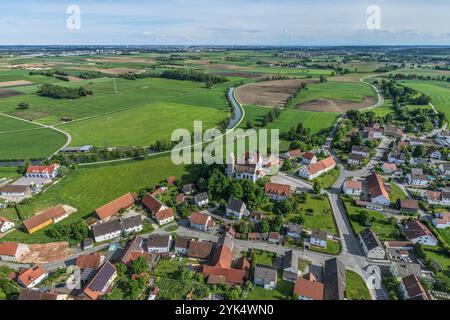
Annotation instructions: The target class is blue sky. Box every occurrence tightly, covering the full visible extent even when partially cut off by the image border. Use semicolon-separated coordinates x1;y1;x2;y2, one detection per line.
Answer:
1;0;449;45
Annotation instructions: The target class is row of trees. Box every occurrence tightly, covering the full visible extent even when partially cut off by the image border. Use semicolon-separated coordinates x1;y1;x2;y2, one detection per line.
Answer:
38;84;93;99
118;69;227;85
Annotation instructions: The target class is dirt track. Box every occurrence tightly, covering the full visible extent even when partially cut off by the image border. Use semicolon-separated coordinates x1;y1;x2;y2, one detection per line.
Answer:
0;89;23;98
295;96;376;113
0;80;32;88
20;242;74;264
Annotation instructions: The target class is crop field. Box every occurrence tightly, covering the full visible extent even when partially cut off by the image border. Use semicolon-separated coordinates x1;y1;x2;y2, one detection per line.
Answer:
293;81;376;112
0;153;196;243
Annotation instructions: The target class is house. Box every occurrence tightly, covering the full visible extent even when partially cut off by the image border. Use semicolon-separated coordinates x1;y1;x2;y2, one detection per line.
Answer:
387;152;406;164
148;286;159;300
253;265;277;290
347;153;364;166
91;215;142;243
352;146;369;158
181;183;196;195
298;156;336;180
23;205;73;234
249;211;266;224
268;232;280;244
154;208;175;225
264;182;291;201
142;193;166;215
398;199;419;214
427;147;442;159
323;258;346;300
166;176;177;185
403;220;438;246
284;149;302;160
359;228;386;260
366;173;390;206
25;163;60;179
194;192;209;207
363;127;383;140
423;190;450;206
76;253;105;270
390;262;422;281
18;288;68;300
188;240;213;260
407;174;430;187
120;236;158;267
343;180;362;196
287;223;302;239
175;193;185;204
84;262;117;300
310;230;327;248
302;152;317;165
95;193;135;222
432;212;450;229
226;198;249;220
0;242;30;262
18;265;48;288
439;163;450;175
0;185;31;198
399;274;428;300
147;235;172;253
382;162;398;174
0;217;15;233
200;232;246;285
82;238;94;250
174;237;190;255
190;212;215;231
294;273;324;300
225;152;264;183
282;250;299;282
384;125;404;139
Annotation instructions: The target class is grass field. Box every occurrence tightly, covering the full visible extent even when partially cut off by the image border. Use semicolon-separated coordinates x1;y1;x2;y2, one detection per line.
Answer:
254;250;276;267
0;167;21;180
0;154;195;243
286;194;338;236
309;240;341;255
346;270;371;300
314;167;340;189
292;81;375;105
246;271;294;300
342;198;401;241
389;182;408;204
0;127;67;160
400;80;450;120
423;246;450;288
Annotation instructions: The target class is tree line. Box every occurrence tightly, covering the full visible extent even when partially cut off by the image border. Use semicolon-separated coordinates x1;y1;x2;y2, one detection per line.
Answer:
38;84;93;99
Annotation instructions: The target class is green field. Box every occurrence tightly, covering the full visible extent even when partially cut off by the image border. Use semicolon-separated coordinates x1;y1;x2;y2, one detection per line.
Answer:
292;81;376;105
309;240;342;255
0;127;67;160
286;194;338;236
0;154;196;243
400;80;450;120
0;167;21;180
423;246;450;288
389;182;408;204
342;198;401;241
314;167;340;189
346;270;371;300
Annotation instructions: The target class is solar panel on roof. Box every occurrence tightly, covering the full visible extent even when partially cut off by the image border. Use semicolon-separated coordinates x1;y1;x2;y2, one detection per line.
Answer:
88;262;116;292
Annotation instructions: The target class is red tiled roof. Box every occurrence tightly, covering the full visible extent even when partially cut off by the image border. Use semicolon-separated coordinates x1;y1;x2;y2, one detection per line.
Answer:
366;173;389;200
404;220;436;241
155;208;174;222
303;152;316;160
190;212;211;226
141;193;164;214
188;241;213;259
288;149;302;158
402;274;428;300
166;176;177;185
265;182;291;196
294;278;324;300
23;205;68;232
0;242;19;256
95;193;135;220
399;199;419;210
76;253;104;269
201;266;246;285
26;164;59;175
344;180;362;190
210;245;233;269
425;191;441;201
175;193;185;203
383;163;397;171
18;265;46;287
306;156;336;176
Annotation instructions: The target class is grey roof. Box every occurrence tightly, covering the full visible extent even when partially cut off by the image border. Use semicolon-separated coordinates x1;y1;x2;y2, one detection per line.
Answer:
393;262;421;278
254;265;277;283
120;236;144;263
359;228;383;251
182;183;195;194
227;198;245;212
352;146;369;153
121;215;142;230
324;258;346;300
348;153;364;161
195;192;209;202
92;219;122;238
288;223;302;234
148;235;171;248
283;250;298;272
311;229;327;242
86;261;116;292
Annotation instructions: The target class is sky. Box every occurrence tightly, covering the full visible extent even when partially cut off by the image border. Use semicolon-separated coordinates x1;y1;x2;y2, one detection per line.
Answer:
1;0;450;46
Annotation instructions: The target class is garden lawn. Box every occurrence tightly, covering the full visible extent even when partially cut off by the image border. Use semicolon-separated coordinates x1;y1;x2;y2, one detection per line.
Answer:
1;154;196;244
422;246;450;288
342;198;401;241
254;250;276;267
389;182;408;204
288;194;338;236
314;167;340;189
246;271;294;300
346;270;371;300
309;240;341;255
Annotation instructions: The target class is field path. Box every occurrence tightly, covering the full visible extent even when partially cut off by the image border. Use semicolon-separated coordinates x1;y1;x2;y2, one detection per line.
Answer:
0;112;72;156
